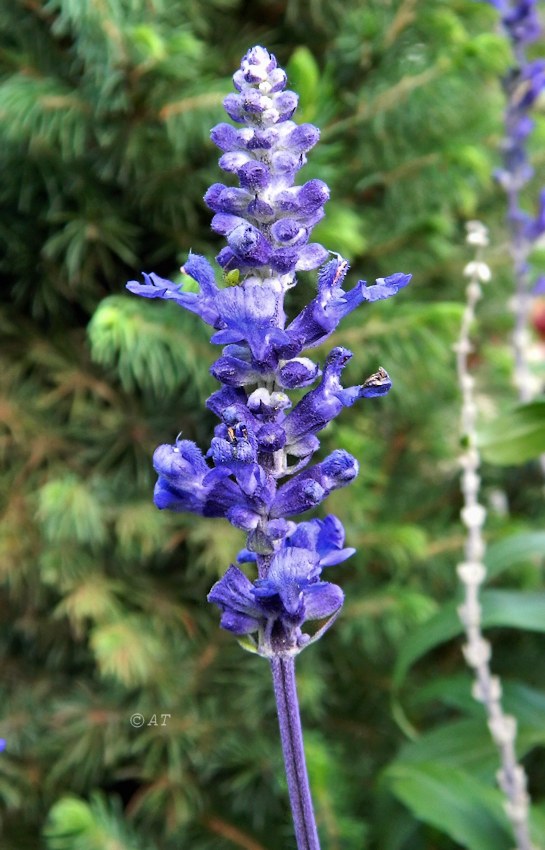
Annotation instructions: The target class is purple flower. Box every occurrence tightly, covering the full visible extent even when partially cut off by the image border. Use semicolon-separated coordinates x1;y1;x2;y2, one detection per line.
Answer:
208;545;344;654
271;450;359;518
286;256;410;352
126;45;411;656
483;0;545;405
287;515;356;567
204;45;330;279
533;275;545;295
210;279;291;362
483;1;544;209
152;439;212;514
237;514;355;566
127;254;222;328
483;0;541;45
283;347;391;443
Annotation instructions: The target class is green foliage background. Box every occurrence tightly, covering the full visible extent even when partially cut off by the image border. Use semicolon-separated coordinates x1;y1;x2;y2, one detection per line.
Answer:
1;1;544;848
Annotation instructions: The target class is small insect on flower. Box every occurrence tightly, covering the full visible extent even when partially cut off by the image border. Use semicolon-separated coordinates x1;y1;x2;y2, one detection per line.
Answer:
226;424;249;442
361;367;392;397
332;259;349;287
363;366;389;385
224;269;241;286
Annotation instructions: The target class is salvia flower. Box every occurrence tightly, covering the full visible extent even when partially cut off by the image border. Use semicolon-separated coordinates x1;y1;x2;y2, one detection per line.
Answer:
483;0;545;210
209;534;347;656
482;0;545;403
127;46;411;657
480;0;545;232
484;0;541;48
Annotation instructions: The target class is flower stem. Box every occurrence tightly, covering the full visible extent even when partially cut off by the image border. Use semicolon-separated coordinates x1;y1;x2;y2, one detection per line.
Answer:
270;655;321;850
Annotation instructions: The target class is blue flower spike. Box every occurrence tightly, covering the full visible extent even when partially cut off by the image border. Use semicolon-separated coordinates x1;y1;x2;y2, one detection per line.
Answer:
127;45;410;654
481;0;545;405
127;46;411;850
127;47;411;628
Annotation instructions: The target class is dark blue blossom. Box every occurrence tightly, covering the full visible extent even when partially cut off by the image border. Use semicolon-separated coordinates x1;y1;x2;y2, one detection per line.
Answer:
484;0;541;46
127;254;222;327
209;512;355;654
283;347;391;443
237;514;355;565
271;449;359;519
208;541;345;654
209;279;290;362
495;58;545;195
286;256;410;352
127;45;411;657
287;515;356;566
483;1;545;211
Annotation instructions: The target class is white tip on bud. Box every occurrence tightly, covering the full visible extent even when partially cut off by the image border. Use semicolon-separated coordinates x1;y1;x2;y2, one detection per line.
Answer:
460;503;487;528
464;261;491;282
462;636;491;666
465;221;489;247
457;561;486;585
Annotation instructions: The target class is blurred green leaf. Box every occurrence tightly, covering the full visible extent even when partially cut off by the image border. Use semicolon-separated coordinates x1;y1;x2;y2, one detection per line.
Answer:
393;590;545;692
470;32;512;74
286;46;321;120
395;703;545;776
485;532;545;580
396;719;500;777
384;763;512;850
312;203;368;257
90;618;164;686
411;674;545;737
478;401;545;464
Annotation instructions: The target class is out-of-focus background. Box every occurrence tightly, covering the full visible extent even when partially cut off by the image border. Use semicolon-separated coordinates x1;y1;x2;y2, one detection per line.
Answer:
1;1;545;848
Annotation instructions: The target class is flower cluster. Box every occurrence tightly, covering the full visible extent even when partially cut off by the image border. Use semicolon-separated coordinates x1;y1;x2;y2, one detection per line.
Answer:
485;0;541;50
488;1;545;211
127;46;410;657
484;0;545;396
487;0;545;262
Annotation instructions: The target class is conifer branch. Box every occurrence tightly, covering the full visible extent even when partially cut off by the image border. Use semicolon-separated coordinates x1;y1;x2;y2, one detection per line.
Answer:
322;63;446;141
383;0;418;48
159;91;225;120
202;814;268;850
